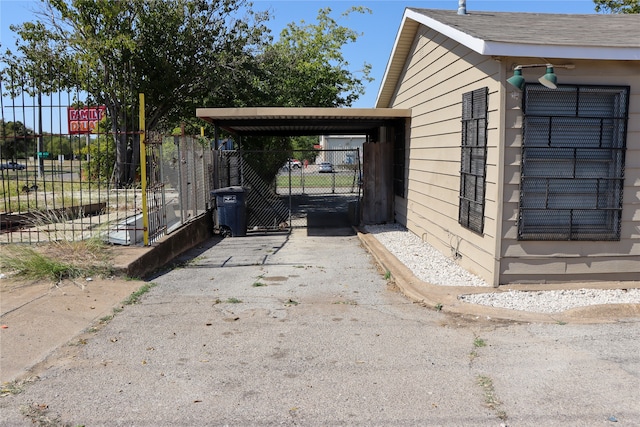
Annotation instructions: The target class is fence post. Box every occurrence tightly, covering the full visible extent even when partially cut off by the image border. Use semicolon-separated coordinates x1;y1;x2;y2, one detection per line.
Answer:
139;93;149;246
332;170;336;194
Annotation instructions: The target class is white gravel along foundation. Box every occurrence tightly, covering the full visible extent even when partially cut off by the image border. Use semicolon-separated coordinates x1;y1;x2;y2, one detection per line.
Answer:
364;223;489;287
365;224;640;313
459;288;640;314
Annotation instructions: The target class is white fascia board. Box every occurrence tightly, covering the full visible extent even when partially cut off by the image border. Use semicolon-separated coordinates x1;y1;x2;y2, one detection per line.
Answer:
407;9;640;61
405;9;487;54
482;42;640;61
375;10;413;107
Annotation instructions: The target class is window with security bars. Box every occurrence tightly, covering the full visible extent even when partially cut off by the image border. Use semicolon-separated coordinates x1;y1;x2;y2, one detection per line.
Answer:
459;87;488;234
393;124;406;197
518;85;629;240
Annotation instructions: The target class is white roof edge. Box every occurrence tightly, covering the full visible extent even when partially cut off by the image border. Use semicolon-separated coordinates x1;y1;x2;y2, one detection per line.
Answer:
407;9;640;60
405;9;487;55
375;8;640;107
375;10;413;107
483;42;640;61
375;9;489;107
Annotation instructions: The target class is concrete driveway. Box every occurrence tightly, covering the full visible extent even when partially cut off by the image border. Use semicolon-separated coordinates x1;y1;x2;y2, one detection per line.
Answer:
1;228;639;426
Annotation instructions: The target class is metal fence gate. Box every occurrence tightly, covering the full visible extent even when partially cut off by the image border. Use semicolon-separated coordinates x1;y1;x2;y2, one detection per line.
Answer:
213;149;362;232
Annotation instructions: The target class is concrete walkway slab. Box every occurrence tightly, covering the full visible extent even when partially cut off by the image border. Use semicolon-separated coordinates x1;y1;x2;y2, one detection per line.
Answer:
1;225;638;426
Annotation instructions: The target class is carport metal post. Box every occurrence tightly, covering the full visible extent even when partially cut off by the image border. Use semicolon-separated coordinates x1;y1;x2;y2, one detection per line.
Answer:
238;136;245;187
288;159;292;223
332;170;336;194
212;123;219;204
139;93;149;246
349;147;361;194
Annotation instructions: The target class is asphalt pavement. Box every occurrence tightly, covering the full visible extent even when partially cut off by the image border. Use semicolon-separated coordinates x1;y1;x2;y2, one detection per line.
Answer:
1;227;639;426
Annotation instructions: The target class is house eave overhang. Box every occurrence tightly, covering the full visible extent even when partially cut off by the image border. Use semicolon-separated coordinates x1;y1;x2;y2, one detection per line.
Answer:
376;8;640;108
406;9;640;61
478;42;638;61
196;107;412;137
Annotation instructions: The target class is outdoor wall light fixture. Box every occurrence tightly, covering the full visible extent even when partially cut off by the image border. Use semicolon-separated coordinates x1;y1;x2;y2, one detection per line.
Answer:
507;64;575;90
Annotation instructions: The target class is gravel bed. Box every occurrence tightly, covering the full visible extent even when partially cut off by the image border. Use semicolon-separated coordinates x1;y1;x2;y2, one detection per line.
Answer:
364;223;489;287
459;288;640;314
365;223;640;313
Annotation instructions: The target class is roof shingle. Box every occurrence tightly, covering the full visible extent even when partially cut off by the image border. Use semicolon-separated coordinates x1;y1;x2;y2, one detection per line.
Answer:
408;8;640;48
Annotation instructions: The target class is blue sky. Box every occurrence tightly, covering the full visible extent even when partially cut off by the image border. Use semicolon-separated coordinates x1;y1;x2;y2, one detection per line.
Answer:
1;0;599;108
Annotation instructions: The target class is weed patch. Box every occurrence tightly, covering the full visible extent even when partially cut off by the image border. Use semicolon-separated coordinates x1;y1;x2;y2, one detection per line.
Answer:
99;314;114;324
333;300;357;305
470;336;487;362
20;402;69;427
473;337;487;348
0;240;115;283
123;283;157;305
0;246;80;282
477;375;507;421
1;377;38;397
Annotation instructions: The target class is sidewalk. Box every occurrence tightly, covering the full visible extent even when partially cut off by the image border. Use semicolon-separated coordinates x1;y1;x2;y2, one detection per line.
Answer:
0;276;143;383
1;216;210;384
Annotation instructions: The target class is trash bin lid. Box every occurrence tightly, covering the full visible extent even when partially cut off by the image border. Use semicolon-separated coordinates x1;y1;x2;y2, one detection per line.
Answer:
212;186;244;194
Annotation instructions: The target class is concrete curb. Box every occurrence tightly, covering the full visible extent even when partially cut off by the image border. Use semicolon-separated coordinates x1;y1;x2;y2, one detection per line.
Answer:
355;228;640;324
111;213;214;279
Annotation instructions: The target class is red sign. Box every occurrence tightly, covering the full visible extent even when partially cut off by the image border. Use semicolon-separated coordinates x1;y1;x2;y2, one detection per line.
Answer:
68;106;107;134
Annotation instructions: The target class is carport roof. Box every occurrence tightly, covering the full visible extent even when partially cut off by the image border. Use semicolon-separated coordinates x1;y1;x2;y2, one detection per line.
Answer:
196;107;411;137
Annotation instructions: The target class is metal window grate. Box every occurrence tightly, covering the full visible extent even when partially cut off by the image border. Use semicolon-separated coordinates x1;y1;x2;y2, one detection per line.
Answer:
459;87;488;234
518;85;629;240
393;125;406;198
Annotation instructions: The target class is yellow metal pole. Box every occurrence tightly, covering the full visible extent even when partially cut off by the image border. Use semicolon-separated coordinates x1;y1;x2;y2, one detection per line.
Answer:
139;93;149;246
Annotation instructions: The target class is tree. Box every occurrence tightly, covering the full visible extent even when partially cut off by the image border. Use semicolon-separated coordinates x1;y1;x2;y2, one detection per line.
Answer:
2;2;374;185
291;136;318;164
2;0;272;186
80;134;115;183
239;6;373;173
0;120;35;159
43;134;74;158
593;0;640;13
248;7;373;108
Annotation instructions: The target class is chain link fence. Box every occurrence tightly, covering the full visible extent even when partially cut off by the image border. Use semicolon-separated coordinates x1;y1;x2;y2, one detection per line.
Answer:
212;149;361;232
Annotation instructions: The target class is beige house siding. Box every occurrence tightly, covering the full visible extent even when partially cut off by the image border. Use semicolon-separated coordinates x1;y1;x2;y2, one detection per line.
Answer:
500;59;640;283
389;25;503;284
377;9;640;285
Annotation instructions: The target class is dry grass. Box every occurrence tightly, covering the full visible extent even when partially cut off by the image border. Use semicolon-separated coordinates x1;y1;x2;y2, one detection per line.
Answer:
0;239;115;283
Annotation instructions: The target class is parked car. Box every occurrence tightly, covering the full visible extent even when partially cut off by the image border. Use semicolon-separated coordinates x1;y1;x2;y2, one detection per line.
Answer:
0;161;26;170
318;162;334;173
283;159;302;170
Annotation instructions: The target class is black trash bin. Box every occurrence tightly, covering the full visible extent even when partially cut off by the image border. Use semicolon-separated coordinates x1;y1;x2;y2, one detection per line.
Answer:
212;186;247;237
